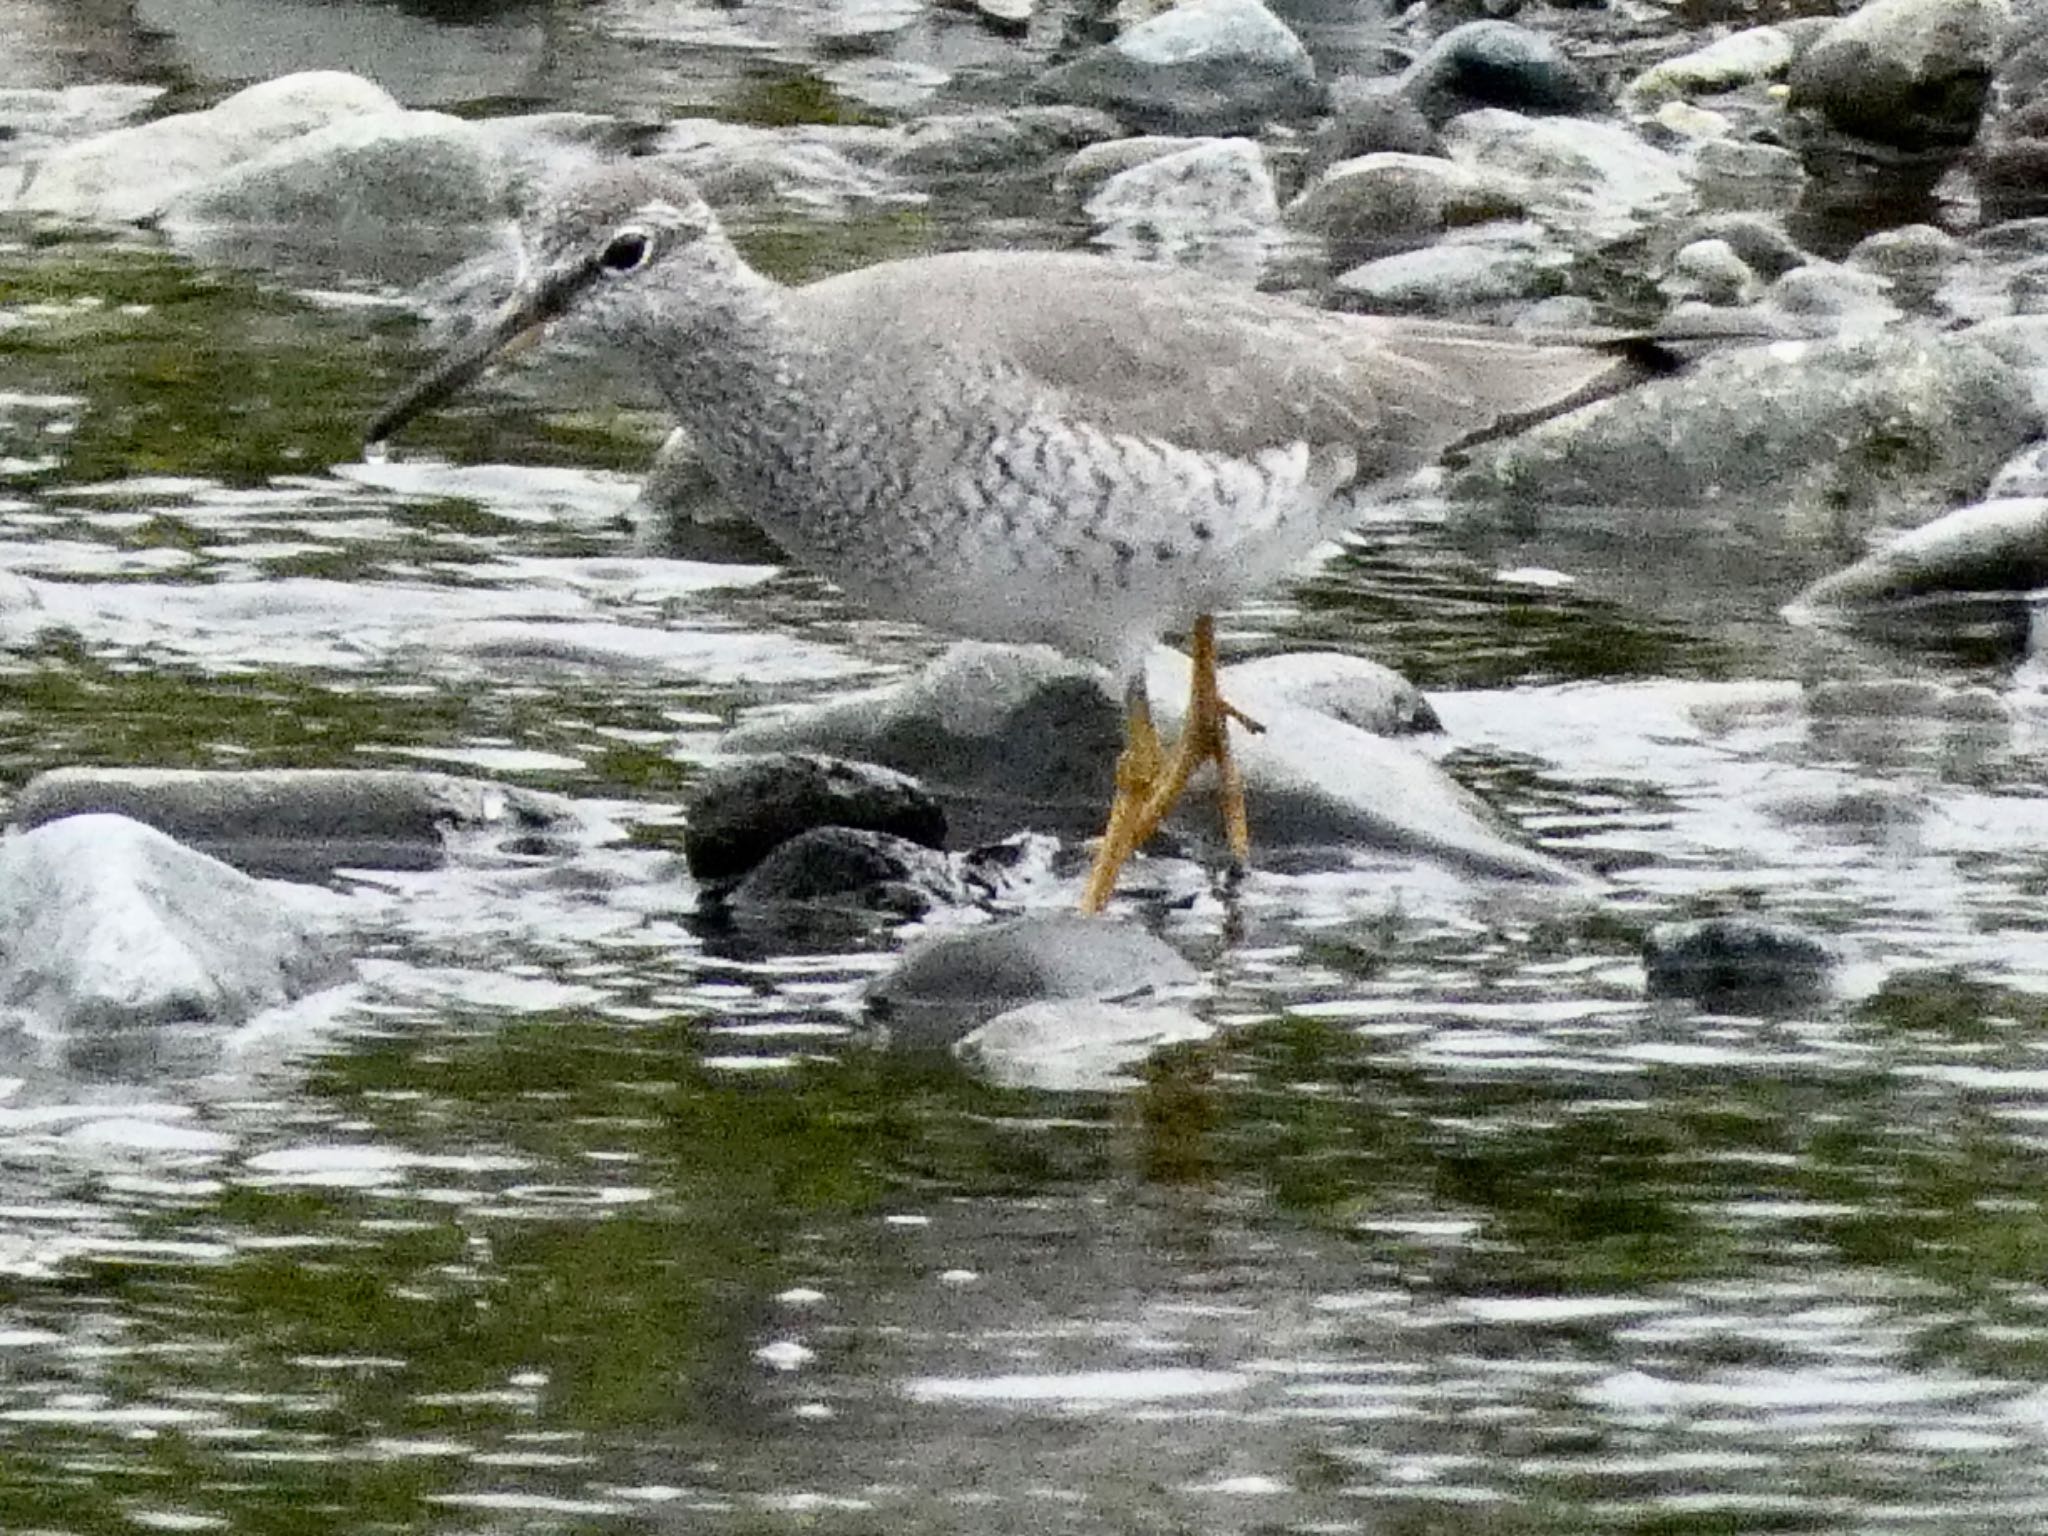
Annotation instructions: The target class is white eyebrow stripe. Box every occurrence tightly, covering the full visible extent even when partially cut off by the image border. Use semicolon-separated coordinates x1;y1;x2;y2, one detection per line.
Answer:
637;200;687;222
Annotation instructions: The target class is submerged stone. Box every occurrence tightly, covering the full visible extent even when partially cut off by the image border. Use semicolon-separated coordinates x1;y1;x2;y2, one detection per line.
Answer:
959;999;1214;1090
11;767;588;880
1643;915;1836;1010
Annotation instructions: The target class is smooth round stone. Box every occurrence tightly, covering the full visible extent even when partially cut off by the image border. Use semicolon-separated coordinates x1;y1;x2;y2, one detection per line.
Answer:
682;754;946;884
1402;21;1601;126
1660;237;1760;306
1218;653;1439;736
867;913;1199;1046
724;827;963;919
1031;0;1319;133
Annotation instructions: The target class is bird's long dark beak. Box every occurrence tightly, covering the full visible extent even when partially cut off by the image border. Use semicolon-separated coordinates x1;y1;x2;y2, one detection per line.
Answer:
365;259;597;445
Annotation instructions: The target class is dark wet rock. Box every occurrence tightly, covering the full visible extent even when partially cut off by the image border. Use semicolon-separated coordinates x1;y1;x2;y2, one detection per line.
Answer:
1084;137;1279;241
1643;916;1836;1009
959;999;1213;1090
885;107;1122;177
1981;97;2048;218
724;641;1576;882
1788;497;2048;611
1053;134;1219;202
1218;653;1441;735
1451;332;2038;521
1306;79;1441;176
724;826;964;920
867;912;1199;1046
0;814;351;1039
10;766;588;880
1333;224;1573;315
1620;25;1797;109
1031;0;1320;133
1284;152;1525;260
1440;110;1693;246
1402;22;1602;125
682;753;946;883
9;69;398;223
1787;0;2007;155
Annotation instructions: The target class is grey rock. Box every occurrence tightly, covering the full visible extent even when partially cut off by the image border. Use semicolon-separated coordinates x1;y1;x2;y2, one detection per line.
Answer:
725;826;964;920
1660;237;1762;306
1987;437;2048;497
157;109;536;278
651;123;914;215
1307;78;1441;176
1333;225;1572;315
683;753;946;883
1402;21;1602;125
819;0;926;52
1981;97;2048;218
1284;152;1525;260
1643;915;1836;1009
1217;652;1440;735
0;814;350;1038
9;69;398;223
1668;211;1808;279
1689;137;1808;211
1788;0;2009;153
10;766;587;880
1789;497;2048;610
1451;332;2039;521
1032;0;1320;133
867;912;1199;1045
725;641;1576;882
1054;134;1220;202
886;106;1123;177
1621;25;1798;108
1764;260;1898;323
1440;110;1694;246
1084;137;1278;238
124;0;544;108
959;999;1213;1089
0;83;164;164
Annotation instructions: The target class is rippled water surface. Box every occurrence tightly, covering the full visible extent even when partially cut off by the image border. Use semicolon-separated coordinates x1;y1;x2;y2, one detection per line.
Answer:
7;8;2048;1535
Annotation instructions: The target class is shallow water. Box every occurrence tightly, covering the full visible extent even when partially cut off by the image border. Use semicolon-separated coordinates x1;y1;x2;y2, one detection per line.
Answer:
7;8;2048;1535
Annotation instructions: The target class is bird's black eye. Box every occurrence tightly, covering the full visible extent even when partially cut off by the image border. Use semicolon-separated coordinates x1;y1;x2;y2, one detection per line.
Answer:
599;229;653;275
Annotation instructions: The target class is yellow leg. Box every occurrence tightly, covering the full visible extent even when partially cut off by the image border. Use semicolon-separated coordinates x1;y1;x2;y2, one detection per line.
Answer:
1079;683;1165;914
1078;615;1261;913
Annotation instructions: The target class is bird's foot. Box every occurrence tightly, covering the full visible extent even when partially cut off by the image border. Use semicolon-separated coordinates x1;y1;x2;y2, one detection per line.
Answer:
1077;616;1253;913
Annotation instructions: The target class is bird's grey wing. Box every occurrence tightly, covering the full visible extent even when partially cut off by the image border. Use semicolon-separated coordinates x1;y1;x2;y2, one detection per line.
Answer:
790;251;1664;477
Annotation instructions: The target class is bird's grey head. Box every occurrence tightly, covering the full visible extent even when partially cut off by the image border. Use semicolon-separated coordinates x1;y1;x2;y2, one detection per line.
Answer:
366;164;731;444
